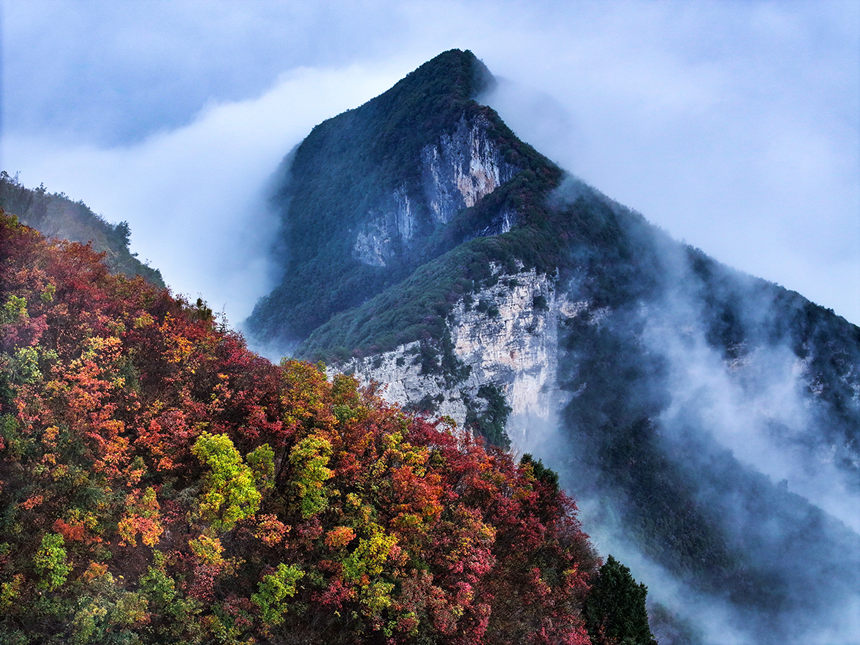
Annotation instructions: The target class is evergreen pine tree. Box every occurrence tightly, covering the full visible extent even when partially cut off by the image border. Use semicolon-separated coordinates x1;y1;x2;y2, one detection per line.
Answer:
585;555;658;645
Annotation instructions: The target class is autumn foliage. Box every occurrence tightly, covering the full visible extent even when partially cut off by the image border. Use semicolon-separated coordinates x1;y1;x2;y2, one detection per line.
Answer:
0;212;607;643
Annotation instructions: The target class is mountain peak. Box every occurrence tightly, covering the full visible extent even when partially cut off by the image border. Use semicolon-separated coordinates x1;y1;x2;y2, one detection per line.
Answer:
248;50;549;342
392;48;493;101
354;49;494;133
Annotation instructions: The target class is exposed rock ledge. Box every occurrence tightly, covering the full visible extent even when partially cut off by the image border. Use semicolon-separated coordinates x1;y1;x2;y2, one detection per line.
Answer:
336;267;590;450
353;112;518;268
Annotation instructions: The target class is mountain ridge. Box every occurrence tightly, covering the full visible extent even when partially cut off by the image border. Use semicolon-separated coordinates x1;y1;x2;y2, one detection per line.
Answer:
247;49;556;344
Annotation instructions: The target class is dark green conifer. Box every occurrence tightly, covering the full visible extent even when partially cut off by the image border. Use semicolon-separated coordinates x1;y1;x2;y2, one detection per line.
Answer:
584;555;658;645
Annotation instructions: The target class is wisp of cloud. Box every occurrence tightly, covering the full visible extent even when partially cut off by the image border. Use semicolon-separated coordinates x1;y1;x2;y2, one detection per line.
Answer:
2;63;410;329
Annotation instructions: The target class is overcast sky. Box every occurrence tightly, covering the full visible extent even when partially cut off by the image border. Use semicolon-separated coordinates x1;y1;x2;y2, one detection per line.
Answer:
2;0;858;326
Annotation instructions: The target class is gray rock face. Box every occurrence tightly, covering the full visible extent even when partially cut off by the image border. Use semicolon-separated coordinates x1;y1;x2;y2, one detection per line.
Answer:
421;113;518;224
338;265;591;453
337;261;860;501
352;112;518;267
353;187;415;267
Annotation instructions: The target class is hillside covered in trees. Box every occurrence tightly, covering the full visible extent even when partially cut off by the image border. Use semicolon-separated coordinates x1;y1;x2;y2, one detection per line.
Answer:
0;211;655;643
0;172;164;287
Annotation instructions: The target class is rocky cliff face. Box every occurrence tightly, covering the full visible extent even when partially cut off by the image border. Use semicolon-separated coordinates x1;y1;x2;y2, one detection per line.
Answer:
344;265;860;477
339;265;594;450
422;112;517;223
353;112;518;267
353;187;416;267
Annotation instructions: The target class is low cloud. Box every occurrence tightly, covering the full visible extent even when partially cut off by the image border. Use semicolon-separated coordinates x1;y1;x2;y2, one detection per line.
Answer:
3;1;857;324
478;1;859;324
3;63;409;328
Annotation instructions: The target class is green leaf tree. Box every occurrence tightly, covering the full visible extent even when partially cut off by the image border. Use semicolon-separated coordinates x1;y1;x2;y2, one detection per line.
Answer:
191;432;262;531
33;532;71;591
251;563;304;626
288;433;333;518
